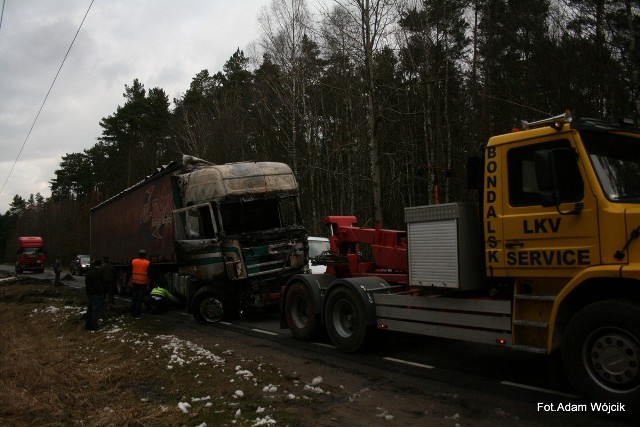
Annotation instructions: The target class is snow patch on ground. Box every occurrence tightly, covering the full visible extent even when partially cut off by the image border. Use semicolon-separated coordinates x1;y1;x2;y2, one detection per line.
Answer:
33;299;402;425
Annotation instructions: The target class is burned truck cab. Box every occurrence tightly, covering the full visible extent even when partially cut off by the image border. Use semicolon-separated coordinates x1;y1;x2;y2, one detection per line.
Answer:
171;157;308;323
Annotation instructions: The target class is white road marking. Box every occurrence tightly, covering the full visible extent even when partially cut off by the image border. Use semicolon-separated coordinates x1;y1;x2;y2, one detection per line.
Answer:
500;381;580;398
383;357;434;369
312;342;335;349
251;328;278;336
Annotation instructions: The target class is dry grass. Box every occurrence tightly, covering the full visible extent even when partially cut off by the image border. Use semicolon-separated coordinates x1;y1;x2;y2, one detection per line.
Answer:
4;276;622;427
0;278;312;427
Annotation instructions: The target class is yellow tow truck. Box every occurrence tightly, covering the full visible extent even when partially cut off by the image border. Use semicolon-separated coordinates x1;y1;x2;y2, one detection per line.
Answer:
282;113;640;406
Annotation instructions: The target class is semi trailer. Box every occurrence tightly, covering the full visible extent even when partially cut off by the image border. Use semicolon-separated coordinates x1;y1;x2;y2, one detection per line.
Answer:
90;155;308;323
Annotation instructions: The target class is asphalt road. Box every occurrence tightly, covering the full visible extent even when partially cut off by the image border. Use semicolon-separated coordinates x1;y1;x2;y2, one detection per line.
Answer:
2;265;632;426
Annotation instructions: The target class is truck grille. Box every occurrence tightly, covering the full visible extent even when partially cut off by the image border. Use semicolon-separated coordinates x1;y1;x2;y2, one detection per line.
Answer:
243;239;304;277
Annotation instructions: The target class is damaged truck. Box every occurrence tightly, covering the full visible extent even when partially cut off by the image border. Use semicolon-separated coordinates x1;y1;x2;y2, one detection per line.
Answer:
90;155;308;323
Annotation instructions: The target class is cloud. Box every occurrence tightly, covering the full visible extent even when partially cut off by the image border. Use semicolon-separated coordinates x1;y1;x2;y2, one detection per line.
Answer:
0;0;267;213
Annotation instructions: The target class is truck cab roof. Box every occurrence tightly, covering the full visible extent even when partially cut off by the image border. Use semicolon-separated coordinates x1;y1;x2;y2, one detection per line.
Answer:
179;161;298;206
17;237;44;247
487;115;639;148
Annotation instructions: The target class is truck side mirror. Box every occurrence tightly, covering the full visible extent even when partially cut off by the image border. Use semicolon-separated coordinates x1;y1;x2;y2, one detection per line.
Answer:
535;148;584;214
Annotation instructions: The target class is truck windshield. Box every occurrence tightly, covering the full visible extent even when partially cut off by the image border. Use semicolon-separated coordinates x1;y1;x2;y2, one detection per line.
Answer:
220;196;299;235
20;248;41;255
582;132;640;202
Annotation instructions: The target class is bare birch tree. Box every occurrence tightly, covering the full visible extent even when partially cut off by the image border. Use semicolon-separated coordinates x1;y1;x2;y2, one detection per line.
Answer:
325;0;402;225
258;0;313;174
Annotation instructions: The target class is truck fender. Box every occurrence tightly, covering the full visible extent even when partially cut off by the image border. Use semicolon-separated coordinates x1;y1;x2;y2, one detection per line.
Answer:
280;274;336;329
324;277;392;326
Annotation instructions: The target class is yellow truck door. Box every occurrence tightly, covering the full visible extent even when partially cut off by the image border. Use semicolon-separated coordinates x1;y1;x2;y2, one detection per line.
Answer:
496;133;600;278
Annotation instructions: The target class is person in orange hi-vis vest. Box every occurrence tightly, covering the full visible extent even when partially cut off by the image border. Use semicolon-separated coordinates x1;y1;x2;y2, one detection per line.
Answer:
130;249;151;319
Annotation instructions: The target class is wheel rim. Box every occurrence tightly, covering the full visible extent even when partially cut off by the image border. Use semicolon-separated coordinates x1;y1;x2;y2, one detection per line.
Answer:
332;299;356;339
584;327;640;392
200;297;224;323
290;295;308;329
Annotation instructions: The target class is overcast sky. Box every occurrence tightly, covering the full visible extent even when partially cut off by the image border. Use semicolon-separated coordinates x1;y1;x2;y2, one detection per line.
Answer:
0;0;291;214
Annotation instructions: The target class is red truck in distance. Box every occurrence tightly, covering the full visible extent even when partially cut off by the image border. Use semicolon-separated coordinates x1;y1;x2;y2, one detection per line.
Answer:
16;236;46;274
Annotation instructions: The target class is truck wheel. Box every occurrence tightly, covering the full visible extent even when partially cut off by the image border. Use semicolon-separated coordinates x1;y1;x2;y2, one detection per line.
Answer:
284;282;319;341
192;288;236;324
324;286;368;353
562;300;640;406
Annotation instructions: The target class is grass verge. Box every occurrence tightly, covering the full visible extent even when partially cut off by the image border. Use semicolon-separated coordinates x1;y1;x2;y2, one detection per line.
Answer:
0;277;330;426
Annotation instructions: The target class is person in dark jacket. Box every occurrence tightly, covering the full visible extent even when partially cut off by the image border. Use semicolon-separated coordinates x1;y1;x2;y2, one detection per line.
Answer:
101;256;116;304
85;259;104;331
53;257;63;286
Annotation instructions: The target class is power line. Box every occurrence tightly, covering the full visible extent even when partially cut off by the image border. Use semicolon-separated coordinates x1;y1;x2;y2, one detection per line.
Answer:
0;0;5;32
0;0;95;201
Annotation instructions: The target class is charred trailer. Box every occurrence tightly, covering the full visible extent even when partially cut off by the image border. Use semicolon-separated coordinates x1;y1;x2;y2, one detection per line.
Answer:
90;155;308;323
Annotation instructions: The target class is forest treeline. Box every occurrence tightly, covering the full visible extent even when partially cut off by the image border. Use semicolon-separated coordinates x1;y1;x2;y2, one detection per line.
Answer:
1;0;638;265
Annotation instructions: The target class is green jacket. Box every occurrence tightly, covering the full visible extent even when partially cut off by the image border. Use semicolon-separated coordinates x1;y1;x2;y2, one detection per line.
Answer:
150;287;179;303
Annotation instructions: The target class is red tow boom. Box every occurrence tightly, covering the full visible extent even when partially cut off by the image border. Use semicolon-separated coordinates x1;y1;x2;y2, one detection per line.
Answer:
323;216;408;285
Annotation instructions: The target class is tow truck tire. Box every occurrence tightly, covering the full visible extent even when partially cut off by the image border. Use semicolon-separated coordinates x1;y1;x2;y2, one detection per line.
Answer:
324;286;368;353
562;300;640;406
192;287;236;324
284;282;319;341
